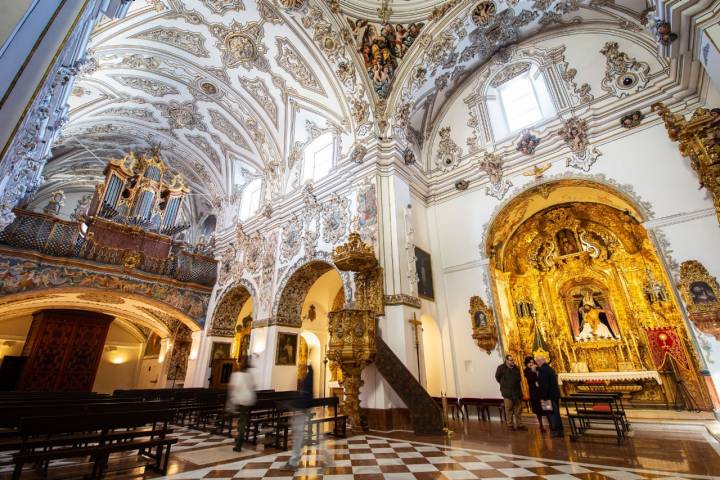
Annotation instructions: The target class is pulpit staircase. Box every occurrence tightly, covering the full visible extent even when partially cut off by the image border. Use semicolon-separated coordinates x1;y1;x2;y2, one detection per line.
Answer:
374;337;444;434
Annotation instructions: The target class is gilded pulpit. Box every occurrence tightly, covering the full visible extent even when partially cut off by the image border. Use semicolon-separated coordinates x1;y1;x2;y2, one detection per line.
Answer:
486;190;712;410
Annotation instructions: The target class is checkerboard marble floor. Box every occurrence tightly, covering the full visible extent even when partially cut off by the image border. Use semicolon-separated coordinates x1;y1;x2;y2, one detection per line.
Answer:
157;435;717;480
170;425;236;451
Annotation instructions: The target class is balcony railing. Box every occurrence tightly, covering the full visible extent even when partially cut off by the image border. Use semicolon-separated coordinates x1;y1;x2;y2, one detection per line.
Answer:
0;209;216;287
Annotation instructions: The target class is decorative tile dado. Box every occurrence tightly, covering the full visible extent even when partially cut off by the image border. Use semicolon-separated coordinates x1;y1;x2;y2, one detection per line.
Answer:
275;38;325;95
131;27;209;57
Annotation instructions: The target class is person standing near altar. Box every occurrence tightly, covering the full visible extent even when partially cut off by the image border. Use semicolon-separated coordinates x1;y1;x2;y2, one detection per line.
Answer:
523;356;547;433
536;354;564;437
495;355;526;430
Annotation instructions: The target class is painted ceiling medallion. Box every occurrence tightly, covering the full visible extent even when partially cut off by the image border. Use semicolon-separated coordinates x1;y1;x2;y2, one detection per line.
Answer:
210;20;268;71
200;81;218;95
471;1;497;26
225;33;258;65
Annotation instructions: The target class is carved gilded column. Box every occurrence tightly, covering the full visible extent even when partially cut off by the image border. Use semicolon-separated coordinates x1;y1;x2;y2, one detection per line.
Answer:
329;233;383;428
652;103;720;224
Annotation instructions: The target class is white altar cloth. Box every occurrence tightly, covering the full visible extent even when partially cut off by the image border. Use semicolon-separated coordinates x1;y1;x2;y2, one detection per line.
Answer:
558;370;662;385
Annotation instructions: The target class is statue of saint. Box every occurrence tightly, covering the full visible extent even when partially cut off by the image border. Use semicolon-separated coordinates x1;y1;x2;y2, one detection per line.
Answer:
576;289;617;341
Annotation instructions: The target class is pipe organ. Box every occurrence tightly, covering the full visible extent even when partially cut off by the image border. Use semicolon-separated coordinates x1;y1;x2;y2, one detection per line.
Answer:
89;147;189;235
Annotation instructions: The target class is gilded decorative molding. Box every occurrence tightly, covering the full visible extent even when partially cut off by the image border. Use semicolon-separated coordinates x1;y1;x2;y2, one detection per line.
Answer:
652;103;720;224
384;294;421;308
0;253;210;326
678;261;720;341
469;295;497;354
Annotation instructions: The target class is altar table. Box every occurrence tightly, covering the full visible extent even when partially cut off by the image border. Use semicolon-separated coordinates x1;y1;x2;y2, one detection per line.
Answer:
558;370;663;385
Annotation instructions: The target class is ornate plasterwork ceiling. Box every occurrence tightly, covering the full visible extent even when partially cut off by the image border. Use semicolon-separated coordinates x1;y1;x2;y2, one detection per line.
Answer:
47;0;659;227
339;0;449;23
54;0;364;223
386;0;652;142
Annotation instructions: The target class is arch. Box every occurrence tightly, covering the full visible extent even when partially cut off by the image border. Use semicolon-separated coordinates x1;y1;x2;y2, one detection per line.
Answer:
0;287;201;337
482;176;653;261
210;278;257;337
273;256;351;327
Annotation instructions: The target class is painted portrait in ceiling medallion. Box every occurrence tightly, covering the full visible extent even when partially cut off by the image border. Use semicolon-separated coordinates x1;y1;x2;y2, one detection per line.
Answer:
224;33;257;65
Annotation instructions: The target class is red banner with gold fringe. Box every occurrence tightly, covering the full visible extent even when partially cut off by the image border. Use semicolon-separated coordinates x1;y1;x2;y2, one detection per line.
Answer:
644;326;691;371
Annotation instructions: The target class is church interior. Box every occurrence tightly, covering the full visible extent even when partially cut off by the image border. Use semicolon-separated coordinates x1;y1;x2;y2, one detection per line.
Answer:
0;0;720;478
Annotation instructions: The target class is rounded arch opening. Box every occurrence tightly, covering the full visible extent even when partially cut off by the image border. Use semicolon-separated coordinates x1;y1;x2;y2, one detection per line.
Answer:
484;180;712;409
484;178;649;261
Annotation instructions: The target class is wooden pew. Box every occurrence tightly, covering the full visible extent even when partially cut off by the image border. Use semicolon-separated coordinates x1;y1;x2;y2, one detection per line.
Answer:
11;409;177;479
562;395;627;445
458;398;506;422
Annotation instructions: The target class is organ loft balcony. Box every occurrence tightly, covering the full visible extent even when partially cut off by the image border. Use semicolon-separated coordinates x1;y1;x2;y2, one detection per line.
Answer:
0;149;217;291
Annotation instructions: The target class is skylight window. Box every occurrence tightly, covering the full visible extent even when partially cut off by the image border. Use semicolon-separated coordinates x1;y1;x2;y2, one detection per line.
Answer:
499;74;543;132
239;178;262;221
485;65;556;141
302;133;334;183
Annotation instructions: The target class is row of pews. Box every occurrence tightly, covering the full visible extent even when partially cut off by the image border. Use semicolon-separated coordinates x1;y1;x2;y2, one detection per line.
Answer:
0;389;348;479
433;397;507;423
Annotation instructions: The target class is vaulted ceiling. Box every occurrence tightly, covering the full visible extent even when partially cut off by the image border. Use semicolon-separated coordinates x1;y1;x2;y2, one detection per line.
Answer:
46;0;657;228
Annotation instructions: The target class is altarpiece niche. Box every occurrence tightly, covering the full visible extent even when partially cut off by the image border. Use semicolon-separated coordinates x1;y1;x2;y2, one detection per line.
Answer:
486;194;711;410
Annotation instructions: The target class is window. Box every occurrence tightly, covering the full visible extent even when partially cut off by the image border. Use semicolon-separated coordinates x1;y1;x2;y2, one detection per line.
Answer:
486;65;555;140
239;178;262;221
302;133;334;183
499;74;543;132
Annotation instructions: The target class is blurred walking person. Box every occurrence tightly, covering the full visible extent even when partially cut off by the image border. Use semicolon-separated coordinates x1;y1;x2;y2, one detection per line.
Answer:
227;358;256;452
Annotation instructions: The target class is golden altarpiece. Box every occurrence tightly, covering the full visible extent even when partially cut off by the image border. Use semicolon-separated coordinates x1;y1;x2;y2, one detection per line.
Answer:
487;193;712;410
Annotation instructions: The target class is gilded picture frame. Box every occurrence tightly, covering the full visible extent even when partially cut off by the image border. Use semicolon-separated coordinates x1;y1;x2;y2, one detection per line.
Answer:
275;332;298;366
469;295;497;354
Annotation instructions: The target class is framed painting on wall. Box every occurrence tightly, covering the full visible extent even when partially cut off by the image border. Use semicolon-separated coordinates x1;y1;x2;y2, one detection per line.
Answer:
415;246;435;301
210;342;231;360
275;332;298;366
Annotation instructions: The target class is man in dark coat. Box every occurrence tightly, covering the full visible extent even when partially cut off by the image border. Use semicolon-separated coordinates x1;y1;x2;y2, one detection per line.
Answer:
495;355;525;430
536;354;564;437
